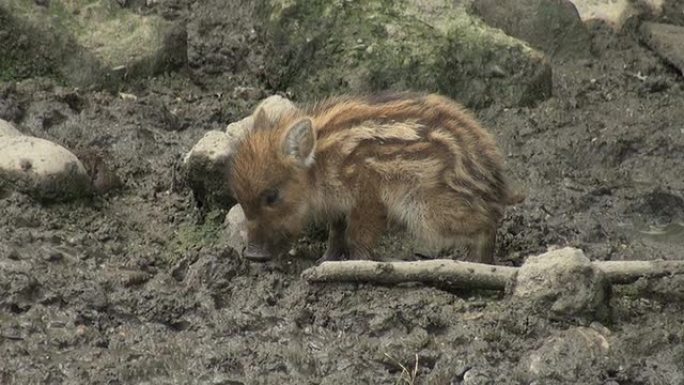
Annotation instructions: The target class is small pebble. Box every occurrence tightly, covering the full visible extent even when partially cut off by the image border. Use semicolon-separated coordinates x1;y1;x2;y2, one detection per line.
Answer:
43;247;63;262
1;244;22;260
461;367;493;385
67;234;87;246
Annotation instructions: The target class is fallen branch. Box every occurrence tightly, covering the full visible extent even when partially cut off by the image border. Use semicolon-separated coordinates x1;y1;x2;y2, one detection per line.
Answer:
301;258;684;290
595;260;684;284
301;259;517;290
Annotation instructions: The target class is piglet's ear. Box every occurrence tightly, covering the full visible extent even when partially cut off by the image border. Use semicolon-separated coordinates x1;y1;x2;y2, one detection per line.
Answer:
282;118;315;167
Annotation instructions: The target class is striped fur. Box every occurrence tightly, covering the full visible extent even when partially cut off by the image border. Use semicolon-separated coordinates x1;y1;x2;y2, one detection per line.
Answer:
230;91;523;263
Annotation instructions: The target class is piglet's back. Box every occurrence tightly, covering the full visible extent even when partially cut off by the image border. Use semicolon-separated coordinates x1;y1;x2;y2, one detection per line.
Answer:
286;92;520;210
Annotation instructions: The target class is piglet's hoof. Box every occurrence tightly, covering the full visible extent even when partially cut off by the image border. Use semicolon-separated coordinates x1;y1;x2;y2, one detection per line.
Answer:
316;248;347;264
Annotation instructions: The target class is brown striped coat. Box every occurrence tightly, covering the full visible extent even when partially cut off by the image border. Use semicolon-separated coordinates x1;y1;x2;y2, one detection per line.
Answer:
230;92;523;264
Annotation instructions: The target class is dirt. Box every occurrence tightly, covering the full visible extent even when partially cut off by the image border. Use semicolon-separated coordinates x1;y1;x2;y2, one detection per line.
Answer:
1;4;684;385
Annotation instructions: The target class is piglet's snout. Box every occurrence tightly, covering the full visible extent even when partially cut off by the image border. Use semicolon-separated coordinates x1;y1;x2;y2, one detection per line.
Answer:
242;244;272;262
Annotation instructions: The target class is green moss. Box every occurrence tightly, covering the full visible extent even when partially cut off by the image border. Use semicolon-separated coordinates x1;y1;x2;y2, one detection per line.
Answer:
0;0;184;88
266;0;550;107
0;7;63;82
0;61;19;83
268;0;419;98
4;0;165;65
169;210;225;260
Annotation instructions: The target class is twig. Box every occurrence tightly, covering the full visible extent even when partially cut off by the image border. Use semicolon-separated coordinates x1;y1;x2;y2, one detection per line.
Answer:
302;259;516;290
625;71;648;81
301;259;684;290
594;260;684;284
1;334;24;340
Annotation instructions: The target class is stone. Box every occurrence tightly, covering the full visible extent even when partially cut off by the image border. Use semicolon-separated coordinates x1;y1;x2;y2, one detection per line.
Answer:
568;0;637;29
0;119;22;137
518;327;611;383
225;95;297;138
224;204;247;254
183;130;236;210
462;367;493;385
567;0;665;30
639;22;684;76
470;0;591;58
184;95;297;210
0;0;186;87
0;136;92;202
510;247;610;322
225;117;253;141
268;0;552;108
655;0;684;26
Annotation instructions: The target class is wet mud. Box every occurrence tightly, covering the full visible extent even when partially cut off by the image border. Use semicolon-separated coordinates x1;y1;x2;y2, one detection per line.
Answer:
1;8;683;385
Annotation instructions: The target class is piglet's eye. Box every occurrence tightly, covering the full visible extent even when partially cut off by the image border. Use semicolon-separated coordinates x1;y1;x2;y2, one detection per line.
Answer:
263;188;280;206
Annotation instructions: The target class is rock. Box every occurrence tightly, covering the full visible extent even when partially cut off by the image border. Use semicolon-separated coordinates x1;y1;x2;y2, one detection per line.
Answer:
567;0;664;30
254;95;298;125
0;136;92;202
518;327;611;383
0;243;21;260
267;0;552;108
232;86;266;101
469;0;591;58
510;247;610;322
568;0;637;29
639;22;684;76
184;95;297;210
655;0;684;26
0;0;186;87
225;95;297;138
462;367;493;385
225;117;253;141
42;246;64;262
183;130;237;210
224;204;247;254
0;119;22;137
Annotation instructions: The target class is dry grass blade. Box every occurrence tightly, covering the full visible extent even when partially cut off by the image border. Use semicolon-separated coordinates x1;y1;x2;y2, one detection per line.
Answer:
384;352;420;385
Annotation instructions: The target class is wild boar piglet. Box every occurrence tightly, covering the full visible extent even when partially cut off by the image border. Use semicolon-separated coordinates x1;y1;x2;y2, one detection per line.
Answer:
229;92;523;264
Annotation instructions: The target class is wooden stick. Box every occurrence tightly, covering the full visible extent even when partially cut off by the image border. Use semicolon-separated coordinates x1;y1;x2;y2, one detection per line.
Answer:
301;259;684;290
594;260;684;284
301;259;517;290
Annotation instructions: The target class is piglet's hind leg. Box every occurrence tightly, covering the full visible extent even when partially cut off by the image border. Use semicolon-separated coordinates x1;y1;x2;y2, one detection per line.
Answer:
468;229;496;265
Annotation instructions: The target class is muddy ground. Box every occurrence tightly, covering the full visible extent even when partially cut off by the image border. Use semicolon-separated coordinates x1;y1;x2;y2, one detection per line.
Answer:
1;4;684;385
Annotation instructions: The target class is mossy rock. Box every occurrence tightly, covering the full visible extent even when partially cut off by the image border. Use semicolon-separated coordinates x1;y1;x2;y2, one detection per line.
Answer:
266;0;552;107
469;0;591;59
0;0;186;88
0;7;66;82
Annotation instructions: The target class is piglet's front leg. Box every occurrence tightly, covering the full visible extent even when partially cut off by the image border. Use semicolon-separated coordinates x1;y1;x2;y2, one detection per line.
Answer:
318;217;348;263
315;200;386;264
343;200;387;261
